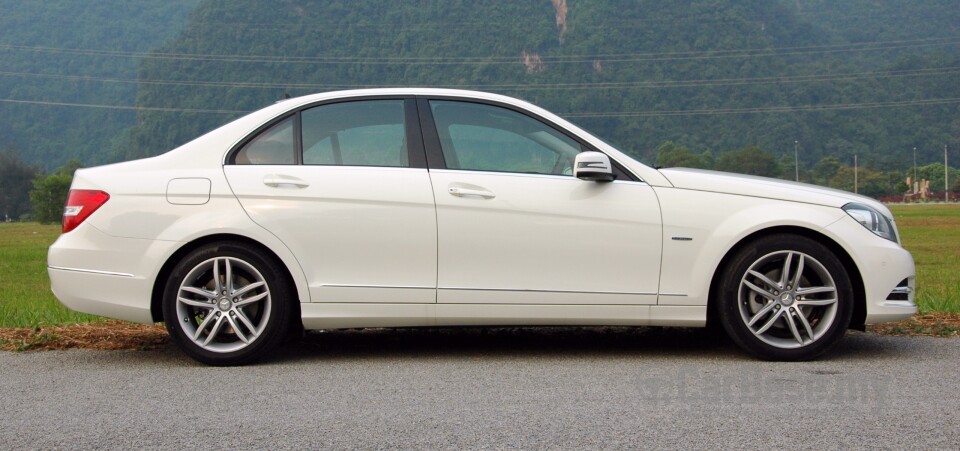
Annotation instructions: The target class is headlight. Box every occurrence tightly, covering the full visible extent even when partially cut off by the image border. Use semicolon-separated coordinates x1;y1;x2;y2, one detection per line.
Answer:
842;203;898;243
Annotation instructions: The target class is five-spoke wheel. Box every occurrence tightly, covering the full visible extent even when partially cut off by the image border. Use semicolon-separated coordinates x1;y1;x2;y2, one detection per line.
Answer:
718;234;853;361
162;242;291;365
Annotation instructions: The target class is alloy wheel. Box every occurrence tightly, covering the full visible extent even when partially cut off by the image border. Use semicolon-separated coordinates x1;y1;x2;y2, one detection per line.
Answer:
174;256;272;353
737;250;839;349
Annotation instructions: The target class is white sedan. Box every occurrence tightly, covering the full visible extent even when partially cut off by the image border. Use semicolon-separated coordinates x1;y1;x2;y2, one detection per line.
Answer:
48;88;916;365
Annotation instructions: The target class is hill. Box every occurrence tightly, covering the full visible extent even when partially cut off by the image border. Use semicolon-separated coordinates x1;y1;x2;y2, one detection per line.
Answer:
0;0;197;170
120;0;960;171
1;0;958;174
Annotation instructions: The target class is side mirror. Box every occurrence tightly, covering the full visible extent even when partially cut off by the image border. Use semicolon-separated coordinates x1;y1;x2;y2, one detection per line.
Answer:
574;151;616;182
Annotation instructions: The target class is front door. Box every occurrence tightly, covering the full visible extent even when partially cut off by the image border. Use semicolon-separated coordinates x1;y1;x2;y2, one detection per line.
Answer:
422;99;662;305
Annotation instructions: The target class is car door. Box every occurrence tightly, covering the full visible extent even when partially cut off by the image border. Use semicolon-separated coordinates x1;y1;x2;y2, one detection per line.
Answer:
223;98;437;303
420;98;662;305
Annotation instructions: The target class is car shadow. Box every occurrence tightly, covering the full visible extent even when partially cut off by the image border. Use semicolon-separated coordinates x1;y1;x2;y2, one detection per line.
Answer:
264;326;934;364
271;326;738;362
70;326;930;367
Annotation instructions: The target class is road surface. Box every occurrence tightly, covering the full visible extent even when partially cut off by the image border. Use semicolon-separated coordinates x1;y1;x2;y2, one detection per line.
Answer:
1;327;956;449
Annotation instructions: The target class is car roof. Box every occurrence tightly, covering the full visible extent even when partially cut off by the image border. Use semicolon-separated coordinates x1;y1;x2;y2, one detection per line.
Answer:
278;88;534;109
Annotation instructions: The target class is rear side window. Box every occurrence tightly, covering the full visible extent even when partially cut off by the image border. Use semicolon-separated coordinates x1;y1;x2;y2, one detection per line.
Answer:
301;100;407;167
232;100;408;167
233;116;295;165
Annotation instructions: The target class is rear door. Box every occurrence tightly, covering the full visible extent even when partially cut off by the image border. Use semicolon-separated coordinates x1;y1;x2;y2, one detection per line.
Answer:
223;98;438;303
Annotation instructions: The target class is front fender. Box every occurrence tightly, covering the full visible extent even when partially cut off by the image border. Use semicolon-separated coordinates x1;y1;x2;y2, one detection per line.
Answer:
654;187;846;306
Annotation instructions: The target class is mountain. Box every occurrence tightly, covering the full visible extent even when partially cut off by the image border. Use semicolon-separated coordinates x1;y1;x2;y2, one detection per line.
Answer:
2;0;958;173
0;0;197;170
121;0;960;171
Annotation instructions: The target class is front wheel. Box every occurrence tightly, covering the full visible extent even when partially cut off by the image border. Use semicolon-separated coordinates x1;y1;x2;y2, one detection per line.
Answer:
162;242;292;365
717;234;853;361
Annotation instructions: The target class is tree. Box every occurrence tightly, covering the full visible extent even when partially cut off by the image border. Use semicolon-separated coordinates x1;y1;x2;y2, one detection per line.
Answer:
811;156;843;185
714;146;780;177
30;160;83;224
0;148;39;221
827;166;894;198
654;141;712;169
777;154;796;181
915;163;960;196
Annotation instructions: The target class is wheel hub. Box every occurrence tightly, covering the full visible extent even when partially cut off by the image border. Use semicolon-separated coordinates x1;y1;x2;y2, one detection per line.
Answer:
217;298;232;311
779;292;795;306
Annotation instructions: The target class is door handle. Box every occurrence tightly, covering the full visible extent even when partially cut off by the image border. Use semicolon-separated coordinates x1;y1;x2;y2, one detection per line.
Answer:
448;186;495;199
263;174;310;188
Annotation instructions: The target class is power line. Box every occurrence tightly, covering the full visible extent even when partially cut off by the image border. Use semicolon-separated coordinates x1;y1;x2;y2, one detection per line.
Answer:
177;8;960;29
0;98;244;114
0;37;956;65
563;97;960;117
560;38;960;64
2;66;957;91
5;5;947;30
4;96;958;117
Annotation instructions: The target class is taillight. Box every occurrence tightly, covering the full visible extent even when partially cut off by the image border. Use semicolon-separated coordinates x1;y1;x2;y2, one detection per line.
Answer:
62;190;110;233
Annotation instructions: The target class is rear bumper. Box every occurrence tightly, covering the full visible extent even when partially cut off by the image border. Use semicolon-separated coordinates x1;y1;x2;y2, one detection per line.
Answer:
47;223;180;324
48;266;155;324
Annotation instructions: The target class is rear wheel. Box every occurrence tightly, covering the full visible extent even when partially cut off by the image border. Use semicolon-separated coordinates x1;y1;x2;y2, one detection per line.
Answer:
717;234;853;361
162;242;292;365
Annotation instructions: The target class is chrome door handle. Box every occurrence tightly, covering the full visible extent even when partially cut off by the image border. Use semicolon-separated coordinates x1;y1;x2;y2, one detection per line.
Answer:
448;187;495;199
263;174;309;188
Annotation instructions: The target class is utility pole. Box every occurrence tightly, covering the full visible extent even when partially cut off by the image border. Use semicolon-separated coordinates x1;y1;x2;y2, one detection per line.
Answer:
794;140;799;182
913;147;918;193
854;154;858;194
947;144;950;202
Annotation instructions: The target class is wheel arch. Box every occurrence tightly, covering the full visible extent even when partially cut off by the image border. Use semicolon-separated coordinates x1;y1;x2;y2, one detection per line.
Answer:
150;234;303;327
705;225;866;331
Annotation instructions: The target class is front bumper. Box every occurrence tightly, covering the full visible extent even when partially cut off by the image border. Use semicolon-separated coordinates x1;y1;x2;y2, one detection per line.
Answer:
826;216;917;324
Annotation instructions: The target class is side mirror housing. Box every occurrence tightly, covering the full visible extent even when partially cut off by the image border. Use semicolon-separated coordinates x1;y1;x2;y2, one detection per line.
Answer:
574;151;616;182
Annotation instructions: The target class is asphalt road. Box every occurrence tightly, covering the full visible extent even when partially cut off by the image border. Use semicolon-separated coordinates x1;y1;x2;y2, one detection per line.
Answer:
1;327;957;449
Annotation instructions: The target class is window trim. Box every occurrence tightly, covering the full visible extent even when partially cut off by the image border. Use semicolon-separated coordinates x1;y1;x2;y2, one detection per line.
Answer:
225;96;428;169
416;96;638;181
229;112;298;166
293;111;304;165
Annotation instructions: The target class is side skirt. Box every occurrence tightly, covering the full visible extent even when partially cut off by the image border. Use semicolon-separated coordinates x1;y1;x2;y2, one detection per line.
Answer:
300;303;706;329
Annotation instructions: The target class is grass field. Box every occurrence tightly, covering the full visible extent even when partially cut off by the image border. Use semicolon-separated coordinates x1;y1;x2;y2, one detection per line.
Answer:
888;204;960;313
0;223;99;327
1;204;958;328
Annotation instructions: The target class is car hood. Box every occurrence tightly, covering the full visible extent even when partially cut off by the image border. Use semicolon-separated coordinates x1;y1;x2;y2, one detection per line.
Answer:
657;167;891;214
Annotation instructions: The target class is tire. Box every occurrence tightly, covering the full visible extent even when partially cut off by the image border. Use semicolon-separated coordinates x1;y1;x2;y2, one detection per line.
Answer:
162;241;292;366
716;234;853;361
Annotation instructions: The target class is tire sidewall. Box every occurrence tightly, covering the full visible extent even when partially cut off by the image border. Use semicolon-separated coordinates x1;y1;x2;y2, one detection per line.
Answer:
162;242;291;366
717;234;854;361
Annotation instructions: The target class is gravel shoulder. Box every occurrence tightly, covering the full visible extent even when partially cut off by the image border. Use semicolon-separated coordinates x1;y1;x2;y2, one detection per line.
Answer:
1;313;958;353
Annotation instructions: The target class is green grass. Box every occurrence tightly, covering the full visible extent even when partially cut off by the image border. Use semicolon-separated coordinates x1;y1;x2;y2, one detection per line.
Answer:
889;204;960;313
0;223;100;327
1;206;958;328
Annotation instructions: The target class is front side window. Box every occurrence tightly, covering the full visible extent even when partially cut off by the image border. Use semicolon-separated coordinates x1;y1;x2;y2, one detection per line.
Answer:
429;101;582;175
302;100;407;167
234;116;295;165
